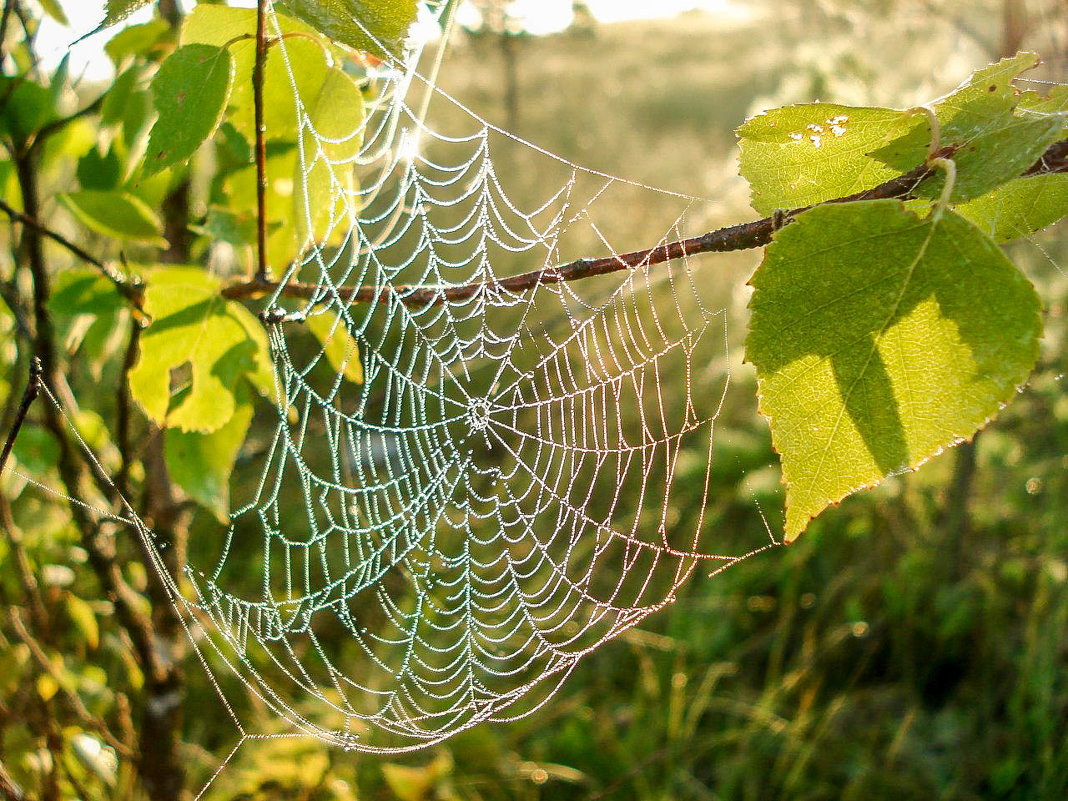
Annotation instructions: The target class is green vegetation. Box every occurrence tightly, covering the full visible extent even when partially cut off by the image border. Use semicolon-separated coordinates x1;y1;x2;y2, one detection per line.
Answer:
0;0;1066;799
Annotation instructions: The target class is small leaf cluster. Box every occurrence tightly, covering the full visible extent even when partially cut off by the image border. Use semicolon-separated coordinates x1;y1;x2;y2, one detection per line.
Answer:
739;53;1068;539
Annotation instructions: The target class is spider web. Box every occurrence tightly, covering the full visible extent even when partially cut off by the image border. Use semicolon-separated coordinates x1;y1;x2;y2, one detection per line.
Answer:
162;0;773;754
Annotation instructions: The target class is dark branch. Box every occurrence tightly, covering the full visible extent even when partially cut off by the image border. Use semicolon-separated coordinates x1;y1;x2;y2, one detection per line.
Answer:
0;355;40;477
0;197;143;308
223;156;945;308
253;0;270;282
223;139;1068;311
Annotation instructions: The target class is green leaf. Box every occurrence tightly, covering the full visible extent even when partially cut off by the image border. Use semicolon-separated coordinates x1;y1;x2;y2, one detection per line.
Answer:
49;269;126;365
738;104;921;215
145;44;235;176
190;206;258;247
104;19;172;65
37;0;69;25
306;312;364;385
101;0;153;28
954;173;1068;243
65;594;99;650
296;66;364;247
166;398;253;522
128;267;271;433
182;6;332;143
874;53;1061;202
101;66;139;126
59;190;167;247
77;146;122;191
0;77;56;142
276;0;419;57
746;200;1041;540
49;270;124;318
1017;83;1068;134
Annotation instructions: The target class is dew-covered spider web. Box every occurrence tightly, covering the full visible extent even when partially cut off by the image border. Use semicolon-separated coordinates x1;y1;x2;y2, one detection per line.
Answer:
163;0;774;754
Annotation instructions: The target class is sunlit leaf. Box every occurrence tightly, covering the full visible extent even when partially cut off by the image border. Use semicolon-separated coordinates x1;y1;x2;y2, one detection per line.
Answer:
306;312;364;385
1017;83;1068;135
955;173;1068;243
738;104;920;215
59;190;167;247
746;200;1041;540
36;674;59;702
65;594;99;650
166;397;254;522
101;0;153;28
277;0;419;57
875;53;1061;202
296;66;363;247
128;267;271;433
37;0;69;25
145;44;235;176
104;19;172;65
182;5;333;142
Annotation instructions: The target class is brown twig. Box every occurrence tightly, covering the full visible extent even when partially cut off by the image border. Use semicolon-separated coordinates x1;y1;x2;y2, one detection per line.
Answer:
114;320;142;503
225;138;1068;311
0;758;24;801
0;196;141;307
224;156;946;308
0;356;40;477
253;0;269;282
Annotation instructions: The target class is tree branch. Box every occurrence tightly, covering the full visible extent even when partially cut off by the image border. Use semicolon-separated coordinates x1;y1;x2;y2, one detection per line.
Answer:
8;607;134;760
0;355;40;477
0;196;142;308
224;139;1068;311
224;155;947;308
253;0;269;282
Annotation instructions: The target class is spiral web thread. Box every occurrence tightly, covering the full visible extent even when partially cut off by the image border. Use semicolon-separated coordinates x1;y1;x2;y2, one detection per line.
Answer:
160;0;776;754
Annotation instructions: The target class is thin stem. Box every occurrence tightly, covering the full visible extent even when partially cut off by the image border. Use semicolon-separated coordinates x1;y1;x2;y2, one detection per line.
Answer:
0;196;141;307
114;319;142;502
930;156;957;222
253;0;269;282
0;0;14;70
0;356;40;477
227;157;943;308
227;136;1068;312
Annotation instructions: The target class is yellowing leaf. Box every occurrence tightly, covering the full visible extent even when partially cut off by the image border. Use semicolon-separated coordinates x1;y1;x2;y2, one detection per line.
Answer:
36;674;59;702
746;201;1042;540
65;594;100;650
306;312;364;385
128;267;271;433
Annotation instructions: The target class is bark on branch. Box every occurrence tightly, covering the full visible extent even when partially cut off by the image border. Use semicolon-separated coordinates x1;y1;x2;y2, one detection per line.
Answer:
223;141;1067;311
